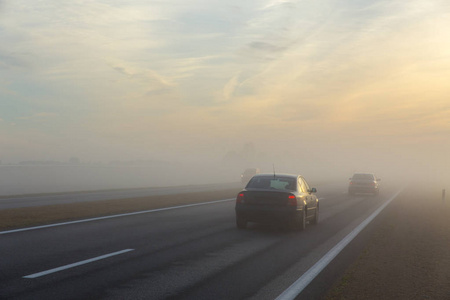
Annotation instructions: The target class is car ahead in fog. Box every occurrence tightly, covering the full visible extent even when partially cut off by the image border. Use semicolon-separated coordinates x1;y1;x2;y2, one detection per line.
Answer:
240;168;260;184
235;174;319;230
348;173;380;195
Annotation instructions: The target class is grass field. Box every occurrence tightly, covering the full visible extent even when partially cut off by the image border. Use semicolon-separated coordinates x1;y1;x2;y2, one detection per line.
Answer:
0;188;241;230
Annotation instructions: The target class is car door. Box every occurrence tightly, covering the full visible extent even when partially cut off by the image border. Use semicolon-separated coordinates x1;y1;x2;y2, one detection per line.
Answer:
300;177;317;215
296;177;308;208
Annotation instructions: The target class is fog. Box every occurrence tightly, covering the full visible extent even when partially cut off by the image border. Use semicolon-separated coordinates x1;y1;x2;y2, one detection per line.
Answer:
1;1;450;195
1;140;448;195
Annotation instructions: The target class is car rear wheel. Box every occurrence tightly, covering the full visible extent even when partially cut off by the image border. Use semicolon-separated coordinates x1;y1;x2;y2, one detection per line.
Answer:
310;206;319;225
236;215;247;229
291;210;306;231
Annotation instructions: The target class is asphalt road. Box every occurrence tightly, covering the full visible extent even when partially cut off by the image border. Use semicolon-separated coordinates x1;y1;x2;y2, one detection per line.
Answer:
0;183;401;300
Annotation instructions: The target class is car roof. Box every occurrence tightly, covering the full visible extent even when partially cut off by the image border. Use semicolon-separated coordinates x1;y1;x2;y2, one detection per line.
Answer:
352;172;375;175
351;173;376;179
252;173;300;179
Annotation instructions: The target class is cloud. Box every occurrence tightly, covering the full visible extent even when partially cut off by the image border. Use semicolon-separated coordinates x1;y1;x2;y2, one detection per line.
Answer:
18;112;59;120
262;0;297;10
222;73;240;101
249;41;286;53
0;52;31;70
1;0;450;167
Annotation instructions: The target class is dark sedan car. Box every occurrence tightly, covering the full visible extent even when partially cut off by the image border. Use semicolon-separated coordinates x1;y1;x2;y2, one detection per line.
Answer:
348;173;380;195
235;174;319;230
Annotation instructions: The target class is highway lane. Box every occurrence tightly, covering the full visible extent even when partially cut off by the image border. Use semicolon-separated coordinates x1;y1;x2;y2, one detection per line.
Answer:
0;182;241;210
0;183;400;300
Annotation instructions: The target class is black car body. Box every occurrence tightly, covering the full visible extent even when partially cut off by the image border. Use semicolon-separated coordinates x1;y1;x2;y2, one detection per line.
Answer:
348;173;380;195
235;174;319;230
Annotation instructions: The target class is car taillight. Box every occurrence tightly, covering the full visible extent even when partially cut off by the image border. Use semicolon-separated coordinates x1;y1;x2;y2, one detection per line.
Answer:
236;193;245;204
349;181;353;185
371;182;376;186
287;194;297;206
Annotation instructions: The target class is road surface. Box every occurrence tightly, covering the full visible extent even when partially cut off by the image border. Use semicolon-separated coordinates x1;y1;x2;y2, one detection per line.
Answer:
0;183;401;299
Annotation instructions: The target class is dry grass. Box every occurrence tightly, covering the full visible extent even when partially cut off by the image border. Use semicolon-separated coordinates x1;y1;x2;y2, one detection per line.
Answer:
0;188;240;230
324;188;450;300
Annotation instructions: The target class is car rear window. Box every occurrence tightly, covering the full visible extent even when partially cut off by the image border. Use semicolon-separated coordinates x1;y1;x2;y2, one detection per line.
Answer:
352;174;374;180
247;177;296;191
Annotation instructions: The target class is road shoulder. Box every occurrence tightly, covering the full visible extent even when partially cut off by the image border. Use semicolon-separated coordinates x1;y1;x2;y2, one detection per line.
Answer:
323;188;450;299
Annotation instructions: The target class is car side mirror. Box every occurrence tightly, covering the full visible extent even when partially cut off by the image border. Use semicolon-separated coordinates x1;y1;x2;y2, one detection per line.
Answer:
310;188;317;193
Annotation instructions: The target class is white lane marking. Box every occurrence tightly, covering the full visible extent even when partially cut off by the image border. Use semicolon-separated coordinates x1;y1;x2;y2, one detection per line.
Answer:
0;198;235;235
275;188;404;300
23;249;134;279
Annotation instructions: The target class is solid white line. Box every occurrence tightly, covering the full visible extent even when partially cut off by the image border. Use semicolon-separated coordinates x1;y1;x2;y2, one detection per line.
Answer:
0;198;235;235
275;188;404;300
23;249;134;278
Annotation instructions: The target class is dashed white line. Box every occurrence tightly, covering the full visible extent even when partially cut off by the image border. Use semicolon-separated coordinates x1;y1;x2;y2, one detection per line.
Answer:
0;198;235;235
275;188;404;300
23;249;134;278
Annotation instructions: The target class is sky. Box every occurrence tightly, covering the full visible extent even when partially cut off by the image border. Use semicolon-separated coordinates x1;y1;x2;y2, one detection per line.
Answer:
1;0;450;182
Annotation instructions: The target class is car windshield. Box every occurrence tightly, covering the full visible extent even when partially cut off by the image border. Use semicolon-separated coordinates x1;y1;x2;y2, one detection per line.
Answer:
247;177;296;191
353;174;374;180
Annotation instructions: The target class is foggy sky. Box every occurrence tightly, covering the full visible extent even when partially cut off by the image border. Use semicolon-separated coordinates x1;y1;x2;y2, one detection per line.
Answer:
1;0;450;182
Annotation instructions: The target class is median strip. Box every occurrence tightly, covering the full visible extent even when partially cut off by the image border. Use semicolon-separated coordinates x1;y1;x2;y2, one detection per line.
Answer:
0;198;235;235
23;249;134;278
